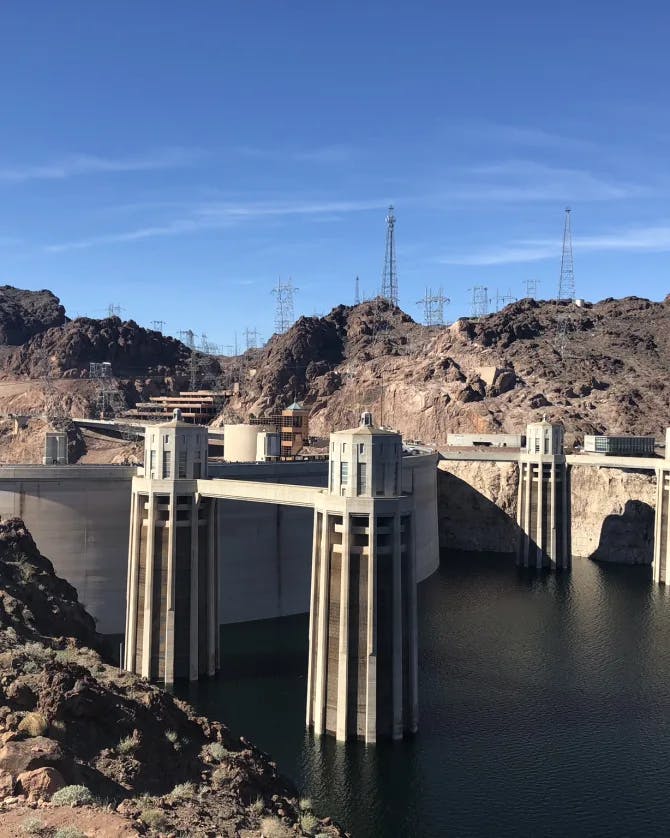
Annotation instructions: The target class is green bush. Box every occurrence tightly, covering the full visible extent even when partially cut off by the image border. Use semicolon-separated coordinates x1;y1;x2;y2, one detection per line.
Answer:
140;808;168;830
300;812;319;835
20;817;48;836
54;828;87;838
208;741;230;761
117;735;137;755
51;784;93;807
250;795;265;815
167;781;196;802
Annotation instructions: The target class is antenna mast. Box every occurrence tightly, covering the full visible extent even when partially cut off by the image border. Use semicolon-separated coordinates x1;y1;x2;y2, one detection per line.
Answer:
380;206;398;306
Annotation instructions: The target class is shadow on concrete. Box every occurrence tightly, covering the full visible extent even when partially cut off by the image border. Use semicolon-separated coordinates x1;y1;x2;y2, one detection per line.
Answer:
590;499;655;566
436;468;528;556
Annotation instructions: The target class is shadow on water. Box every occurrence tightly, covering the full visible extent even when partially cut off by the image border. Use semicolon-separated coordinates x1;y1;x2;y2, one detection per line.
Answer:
177;550;670;838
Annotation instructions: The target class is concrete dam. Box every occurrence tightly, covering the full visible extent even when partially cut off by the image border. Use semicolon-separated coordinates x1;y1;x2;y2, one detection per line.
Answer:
0;447;439;635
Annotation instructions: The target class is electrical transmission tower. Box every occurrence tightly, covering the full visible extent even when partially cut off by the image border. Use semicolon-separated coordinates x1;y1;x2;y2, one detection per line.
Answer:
272;278;297;334
244;327;259;350
107;303;123;318
555;208;577;361
150;320;166;334
557;208;575;301
495;289;516;310
354;276;361;305
469;286;489;318
380;206;398;306
417;287;450;326
523;278;540;299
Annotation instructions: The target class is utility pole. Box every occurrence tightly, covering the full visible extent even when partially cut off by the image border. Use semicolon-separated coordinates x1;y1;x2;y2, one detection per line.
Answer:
380;206;398;306
272;277;298;334
354;276;361;306
417;287;450;326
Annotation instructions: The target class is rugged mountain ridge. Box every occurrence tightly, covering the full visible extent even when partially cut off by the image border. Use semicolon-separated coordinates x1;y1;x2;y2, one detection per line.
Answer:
227;295;670;446
0;287;65;346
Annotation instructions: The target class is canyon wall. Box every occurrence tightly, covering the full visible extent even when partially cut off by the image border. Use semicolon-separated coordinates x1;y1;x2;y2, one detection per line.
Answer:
437;460;657;564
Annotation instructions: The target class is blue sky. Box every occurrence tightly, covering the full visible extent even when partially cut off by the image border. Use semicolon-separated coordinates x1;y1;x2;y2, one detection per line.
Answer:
1;1;669;350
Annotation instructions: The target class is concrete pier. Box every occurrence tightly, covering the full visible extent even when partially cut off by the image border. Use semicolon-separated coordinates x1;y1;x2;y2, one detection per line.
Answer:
517;419;571;570
124;411;218;682
653;429;670;583
306;415;418;743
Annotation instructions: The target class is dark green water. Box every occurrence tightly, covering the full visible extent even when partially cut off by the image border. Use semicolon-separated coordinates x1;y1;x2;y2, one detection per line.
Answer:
178;553;670;837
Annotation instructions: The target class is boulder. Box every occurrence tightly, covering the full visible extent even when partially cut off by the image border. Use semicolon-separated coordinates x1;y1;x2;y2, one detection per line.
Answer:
0;768;14;797
17;766;65;800
0;736;63;776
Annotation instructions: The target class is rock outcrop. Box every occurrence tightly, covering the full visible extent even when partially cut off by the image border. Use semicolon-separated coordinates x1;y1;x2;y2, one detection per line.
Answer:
0;287;66;346
0;520;345;836
223;295;670;447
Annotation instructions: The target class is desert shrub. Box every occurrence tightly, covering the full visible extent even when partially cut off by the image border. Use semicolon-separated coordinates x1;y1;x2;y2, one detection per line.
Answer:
208;741;230;761
117;735;137;755
54;828;87;838
300;812;319;834
211;765;232;787
165;729;178;743
299;797;312;812
250;795;265;815
54;649;79;665
140;808;168;830
260;817;293;838
167;781;196;802
51;784;93;807
18;712;48;737
20;817;49;835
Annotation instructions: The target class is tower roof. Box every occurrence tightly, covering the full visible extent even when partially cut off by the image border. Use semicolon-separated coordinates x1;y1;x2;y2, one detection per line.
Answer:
285;401;305;411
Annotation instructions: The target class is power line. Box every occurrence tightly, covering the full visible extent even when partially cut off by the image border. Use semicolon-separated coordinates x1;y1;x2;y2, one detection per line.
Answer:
272;277;298;334
380;206;398;306
416;287;450;326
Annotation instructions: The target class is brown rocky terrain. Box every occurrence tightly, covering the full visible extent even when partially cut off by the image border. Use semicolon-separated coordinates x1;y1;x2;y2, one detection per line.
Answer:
223;295;670;448
0;518;345;837
0;287;66;346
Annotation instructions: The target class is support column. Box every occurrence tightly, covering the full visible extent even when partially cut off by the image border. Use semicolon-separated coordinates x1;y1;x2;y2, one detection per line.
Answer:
164;489;177;684
654;466;670;584
312;512;330;736
406;515;419;734
189;496;199;681
391;512;403;740
124;492;141;672
335;513;351;741
207;499;217;676
365;510;377;744
306;510;320;727
141;493;157;679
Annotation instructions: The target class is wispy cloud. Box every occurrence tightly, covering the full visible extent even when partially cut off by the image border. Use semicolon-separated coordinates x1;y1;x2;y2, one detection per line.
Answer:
459;122;595;153
0;147;200;183
449;160;648;203
440;222;670;266
236;144;357;164
45;197;387;252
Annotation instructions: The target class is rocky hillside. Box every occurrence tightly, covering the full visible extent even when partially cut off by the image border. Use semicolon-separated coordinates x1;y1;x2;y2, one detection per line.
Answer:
224;295;670;447
0;287;65;346
0;519;344;837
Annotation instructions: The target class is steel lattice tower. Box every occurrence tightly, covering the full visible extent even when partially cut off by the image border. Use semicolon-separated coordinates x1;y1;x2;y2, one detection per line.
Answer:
557;208;575;301
523;278;540;299
272;277;298;334
417;287;450;326
469;286;489;318
380;206;398;306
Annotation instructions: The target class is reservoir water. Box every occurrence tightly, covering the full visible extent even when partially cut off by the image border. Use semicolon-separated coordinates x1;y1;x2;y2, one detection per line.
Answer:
178;553;670;837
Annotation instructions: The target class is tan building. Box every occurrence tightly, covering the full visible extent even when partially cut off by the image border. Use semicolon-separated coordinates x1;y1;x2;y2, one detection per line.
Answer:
250;401;309;458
